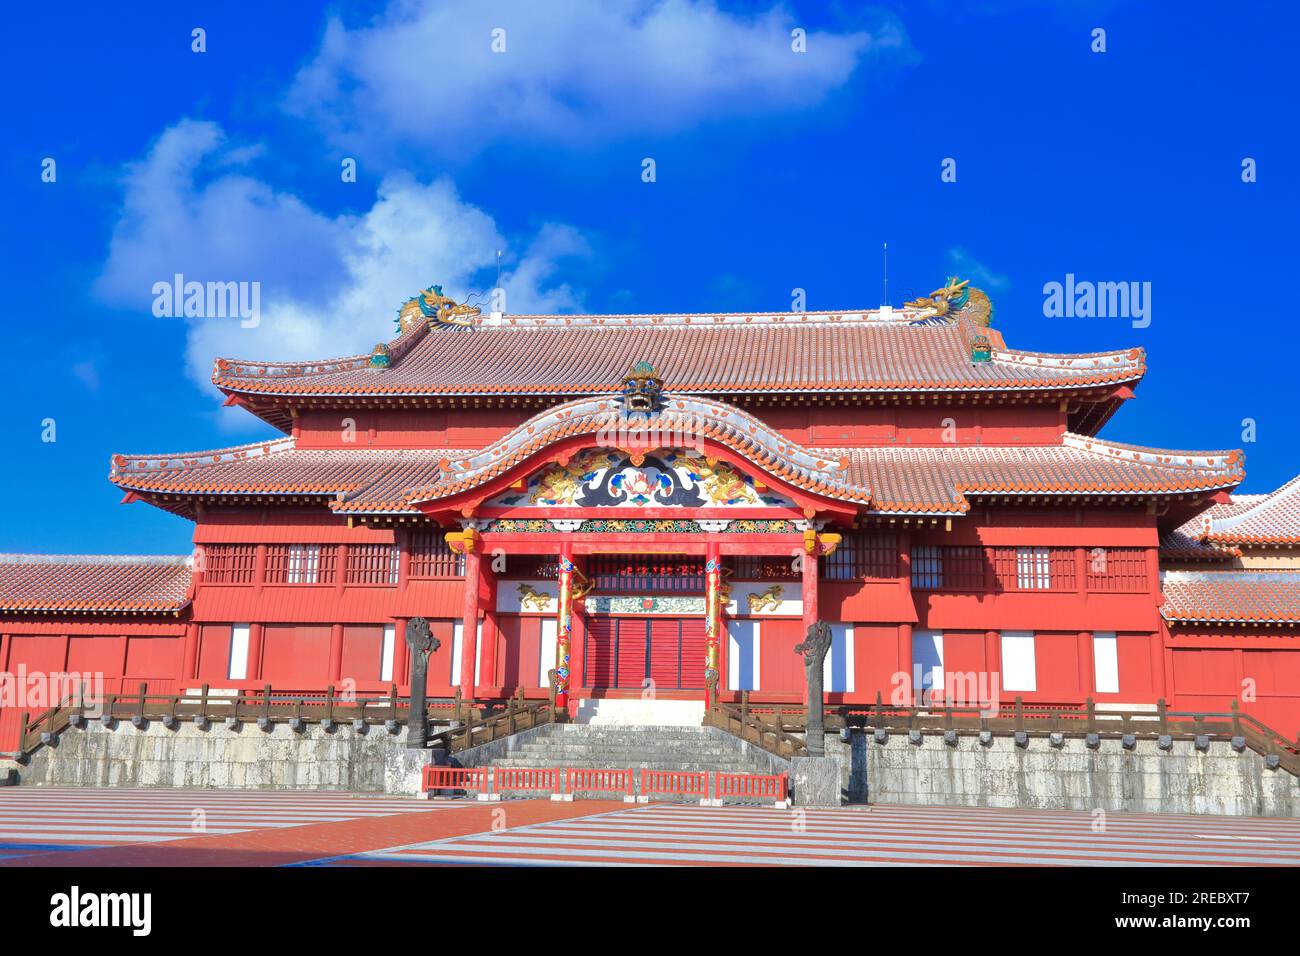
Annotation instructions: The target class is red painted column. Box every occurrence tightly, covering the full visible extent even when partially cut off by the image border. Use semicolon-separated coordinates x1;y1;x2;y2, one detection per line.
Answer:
897;624;914;706
553;546;575;708
481;573;500;693
253;544;268;597
392;617;409;687
704;542;722;709
460;546;482;700
985;629;1000;707
802;540;819;704
327;623;344;685
802;546;819;631
181;622;200;682
1150;631;1168;701
247;623;265;681
1077;630;1094;697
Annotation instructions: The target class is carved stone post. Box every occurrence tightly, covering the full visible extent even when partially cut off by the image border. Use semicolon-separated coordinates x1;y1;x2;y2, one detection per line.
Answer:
795;619;833;757
404;617;440;749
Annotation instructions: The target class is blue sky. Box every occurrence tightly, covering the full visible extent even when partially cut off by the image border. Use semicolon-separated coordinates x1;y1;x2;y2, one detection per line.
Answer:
0;0;1295;554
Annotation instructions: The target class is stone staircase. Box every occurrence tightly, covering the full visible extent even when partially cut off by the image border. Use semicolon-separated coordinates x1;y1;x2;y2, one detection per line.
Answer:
479;723;787;800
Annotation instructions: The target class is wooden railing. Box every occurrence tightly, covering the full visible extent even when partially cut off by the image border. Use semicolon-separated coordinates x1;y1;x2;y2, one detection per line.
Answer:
429;689;557;755
705;696;808;759
715;691;1300;776
14;683;542;759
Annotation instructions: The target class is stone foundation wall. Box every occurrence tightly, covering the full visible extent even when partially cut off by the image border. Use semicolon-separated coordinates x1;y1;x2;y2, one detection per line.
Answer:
832;731;1298;816
14;720;1299;816
19;719;410;792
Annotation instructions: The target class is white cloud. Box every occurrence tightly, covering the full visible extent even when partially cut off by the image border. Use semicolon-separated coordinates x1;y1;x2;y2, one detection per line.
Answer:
94;120;590;412
286;0;906;156
947;247;1010;291
71;360;100;392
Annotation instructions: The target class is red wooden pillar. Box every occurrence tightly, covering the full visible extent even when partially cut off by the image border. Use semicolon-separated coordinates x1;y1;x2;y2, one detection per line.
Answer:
181;622;200;681
554;545;575;708
481;573;500;693
459;546;482;700
802;538;819;704
397;530;411;590
1077;630;1094;696
247;623;265;681
1151;630;1168;700
253;544;268;597
704;542;722;708
392;617;409;687
897;624;914;706
327;623;344;684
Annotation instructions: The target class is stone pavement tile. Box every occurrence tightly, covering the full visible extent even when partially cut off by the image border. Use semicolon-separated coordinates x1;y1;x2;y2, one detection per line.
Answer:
0;799;626;868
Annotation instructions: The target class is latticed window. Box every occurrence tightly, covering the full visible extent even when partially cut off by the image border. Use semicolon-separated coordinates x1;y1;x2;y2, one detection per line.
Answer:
1086;547;1148;592
201;544;256;584
589;554;704;592
820;532;898;580
407;530;465;578
731;556;800;580
991;546;1076;591
346;544;400;585
1016;547;1051;589
500;555;560;579
264;545;338;584
909;545;985;591
910;546;943;590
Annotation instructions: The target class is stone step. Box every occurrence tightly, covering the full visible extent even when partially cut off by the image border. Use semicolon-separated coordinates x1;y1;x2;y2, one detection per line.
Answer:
533;738;712;743
513;743;743;756
488;764;759;780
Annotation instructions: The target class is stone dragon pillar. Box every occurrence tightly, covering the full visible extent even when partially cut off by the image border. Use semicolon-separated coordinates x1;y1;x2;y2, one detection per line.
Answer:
403;617;440;749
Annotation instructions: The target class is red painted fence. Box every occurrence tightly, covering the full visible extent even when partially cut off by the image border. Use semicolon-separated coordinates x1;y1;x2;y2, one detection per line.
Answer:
417;766;788;802
566;767;635;797
716;771;788;803
421;765;489;794
493;767;561;794
641;769;708;799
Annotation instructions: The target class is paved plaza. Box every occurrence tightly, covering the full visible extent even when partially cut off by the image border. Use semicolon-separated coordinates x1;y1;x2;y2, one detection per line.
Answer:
0;788;1296;867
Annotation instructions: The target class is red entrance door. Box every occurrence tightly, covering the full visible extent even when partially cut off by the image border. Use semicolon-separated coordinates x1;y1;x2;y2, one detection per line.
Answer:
584;618;705;691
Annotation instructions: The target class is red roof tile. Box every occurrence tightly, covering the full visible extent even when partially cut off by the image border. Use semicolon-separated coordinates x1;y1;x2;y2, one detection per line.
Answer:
111;395;1243;517
1168;474;1300;548
110;439;461;498
211;310;1145;400
0;555;192;614
1161;571;1300;624
837;437;1243;514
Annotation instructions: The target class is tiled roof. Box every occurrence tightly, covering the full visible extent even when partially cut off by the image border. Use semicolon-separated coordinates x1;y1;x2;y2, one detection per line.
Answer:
111;395;1243;517
838;437;1244;514
0;554;192;614
1161;571;1300;624
1168;475;1300;548
110;440;463;519
1158;529;1239;562
211;309;1145;400
110;439;461;497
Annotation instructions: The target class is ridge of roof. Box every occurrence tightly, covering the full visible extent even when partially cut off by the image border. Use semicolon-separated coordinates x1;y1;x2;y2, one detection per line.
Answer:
404;392;869;508
1202;473;1300;545
0;553;191;565
213;321;1149;392
111;436;298;478
1060;432;1244;473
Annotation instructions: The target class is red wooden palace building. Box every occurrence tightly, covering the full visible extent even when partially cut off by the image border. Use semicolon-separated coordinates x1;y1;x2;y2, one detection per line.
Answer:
2;278;1298;751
